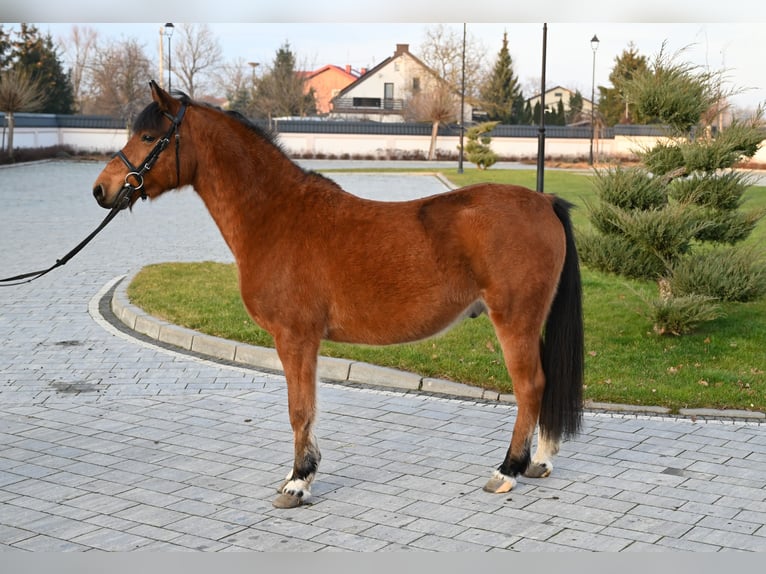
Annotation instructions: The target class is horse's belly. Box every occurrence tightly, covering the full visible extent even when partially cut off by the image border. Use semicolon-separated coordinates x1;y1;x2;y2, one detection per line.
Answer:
325;298;485;346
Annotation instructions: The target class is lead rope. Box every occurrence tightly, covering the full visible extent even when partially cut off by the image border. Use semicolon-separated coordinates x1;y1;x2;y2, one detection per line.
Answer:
0;185;135;286
0;103;187;287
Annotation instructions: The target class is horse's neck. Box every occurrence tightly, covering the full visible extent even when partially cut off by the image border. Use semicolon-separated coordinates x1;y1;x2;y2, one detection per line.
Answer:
190;138;305;262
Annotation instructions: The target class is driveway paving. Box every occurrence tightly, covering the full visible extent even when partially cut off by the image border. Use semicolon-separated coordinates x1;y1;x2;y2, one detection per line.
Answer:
1;160;764;551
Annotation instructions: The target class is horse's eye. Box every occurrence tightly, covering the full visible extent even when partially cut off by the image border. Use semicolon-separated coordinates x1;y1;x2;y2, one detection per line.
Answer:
141;134;156;143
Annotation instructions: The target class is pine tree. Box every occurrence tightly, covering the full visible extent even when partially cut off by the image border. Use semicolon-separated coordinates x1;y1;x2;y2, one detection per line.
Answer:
579;46;766;334
0;25;12;69
567;90;584;124
599;42;649;126
480;32;522;124
11;24;75;114
253;42;316;120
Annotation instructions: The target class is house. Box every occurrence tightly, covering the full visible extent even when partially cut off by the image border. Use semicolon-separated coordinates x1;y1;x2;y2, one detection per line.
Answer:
302;64;361;115
330;43;471;123
526;86;594;123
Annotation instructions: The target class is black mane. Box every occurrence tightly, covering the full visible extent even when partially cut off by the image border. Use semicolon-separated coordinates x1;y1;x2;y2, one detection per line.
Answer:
132;92;280;148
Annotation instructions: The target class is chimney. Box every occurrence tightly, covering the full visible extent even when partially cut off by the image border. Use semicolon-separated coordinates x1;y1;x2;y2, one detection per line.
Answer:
395;43;409;56
360;67;367;75
345;64;351;74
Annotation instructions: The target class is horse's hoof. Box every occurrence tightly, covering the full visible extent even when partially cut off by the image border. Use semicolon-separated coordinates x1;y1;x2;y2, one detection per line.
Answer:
273;493;304;508
483;470;515;494
524;462;552;479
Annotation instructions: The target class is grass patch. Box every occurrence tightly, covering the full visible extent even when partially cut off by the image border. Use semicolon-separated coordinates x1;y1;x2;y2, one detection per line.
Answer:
127;168;766;413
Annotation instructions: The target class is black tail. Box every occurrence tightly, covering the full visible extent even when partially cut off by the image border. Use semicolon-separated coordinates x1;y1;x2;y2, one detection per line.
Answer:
539;197;584;441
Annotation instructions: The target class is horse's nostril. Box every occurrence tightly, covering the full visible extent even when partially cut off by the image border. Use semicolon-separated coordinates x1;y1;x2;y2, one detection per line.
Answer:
93;185;103;200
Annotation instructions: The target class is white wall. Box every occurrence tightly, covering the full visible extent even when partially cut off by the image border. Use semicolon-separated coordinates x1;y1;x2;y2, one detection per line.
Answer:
8;125;766;164
275;132;677;161
4;126;128;153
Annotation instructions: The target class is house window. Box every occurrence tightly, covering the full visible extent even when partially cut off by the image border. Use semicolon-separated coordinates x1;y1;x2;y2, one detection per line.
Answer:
353;97;381;108
412;77;420;92
383;83;395;110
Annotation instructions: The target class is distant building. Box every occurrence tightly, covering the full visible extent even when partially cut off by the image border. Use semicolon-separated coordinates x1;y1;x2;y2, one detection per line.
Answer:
330;43;472;123
526;86;594;124
302;64;362;115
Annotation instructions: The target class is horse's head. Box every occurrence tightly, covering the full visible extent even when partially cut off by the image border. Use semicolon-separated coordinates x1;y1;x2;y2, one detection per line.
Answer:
93;80;191;210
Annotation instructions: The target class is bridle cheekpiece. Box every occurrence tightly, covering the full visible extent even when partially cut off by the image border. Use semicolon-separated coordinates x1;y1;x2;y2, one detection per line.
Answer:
113;103;188;209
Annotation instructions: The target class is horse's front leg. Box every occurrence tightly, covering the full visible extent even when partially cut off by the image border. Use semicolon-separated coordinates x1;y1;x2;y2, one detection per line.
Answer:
272;332;322;509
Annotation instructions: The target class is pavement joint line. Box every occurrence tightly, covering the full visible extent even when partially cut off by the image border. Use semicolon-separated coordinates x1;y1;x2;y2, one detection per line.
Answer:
102;273;764;425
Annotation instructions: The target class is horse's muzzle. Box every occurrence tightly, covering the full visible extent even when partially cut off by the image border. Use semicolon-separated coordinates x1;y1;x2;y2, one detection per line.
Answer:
92;184;110;208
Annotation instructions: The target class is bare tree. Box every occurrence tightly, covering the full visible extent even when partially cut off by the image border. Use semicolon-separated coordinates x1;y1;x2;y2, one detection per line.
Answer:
417;24;486;99
216;57;258;115
60;24;98;113
0;68;45;158
173;23;223;98
406;25;483;160
404;79;458;160
82;37;153;122
252;42;316;120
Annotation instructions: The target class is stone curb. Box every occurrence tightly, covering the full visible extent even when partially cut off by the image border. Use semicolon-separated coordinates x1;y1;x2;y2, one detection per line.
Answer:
110;270;764;421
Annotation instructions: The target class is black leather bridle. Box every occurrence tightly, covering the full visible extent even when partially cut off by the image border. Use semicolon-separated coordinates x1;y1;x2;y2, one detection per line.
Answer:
113;103;187;205
0;104;188;286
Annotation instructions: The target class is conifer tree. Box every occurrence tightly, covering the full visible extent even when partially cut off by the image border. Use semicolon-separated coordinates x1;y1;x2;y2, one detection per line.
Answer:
579;45;765;334
462;121;499;169
480;32;523;124
0;25;11;69
253;42;316;120
598;42;649;126
11;24;75;114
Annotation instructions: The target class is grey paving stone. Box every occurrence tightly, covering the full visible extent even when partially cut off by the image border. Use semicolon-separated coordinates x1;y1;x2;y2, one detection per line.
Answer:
70;526;155;551
547;528;632;551
683;526;766;551
411;533;491;551
165;515;246;541
2;162;765;552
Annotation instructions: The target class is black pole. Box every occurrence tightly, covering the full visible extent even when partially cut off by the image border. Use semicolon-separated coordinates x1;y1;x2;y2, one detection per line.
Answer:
458;23;466;174
164;23;174;92
536;23;547;193
167;35;172;92
589;34;599;166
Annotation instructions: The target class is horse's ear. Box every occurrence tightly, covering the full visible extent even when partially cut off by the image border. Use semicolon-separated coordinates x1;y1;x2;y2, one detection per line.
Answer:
149;80;178;114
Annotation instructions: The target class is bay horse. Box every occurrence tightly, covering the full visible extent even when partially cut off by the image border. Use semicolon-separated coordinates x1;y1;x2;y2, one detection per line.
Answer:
93;81;584;509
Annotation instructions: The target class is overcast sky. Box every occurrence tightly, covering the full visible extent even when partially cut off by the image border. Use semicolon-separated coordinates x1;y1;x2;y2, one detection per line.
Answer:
6;1;766;111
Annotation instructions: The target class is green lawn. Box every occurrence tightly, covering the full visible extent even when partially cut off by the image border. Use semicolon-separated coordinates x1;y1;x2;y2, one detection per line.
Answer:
127;167;766;413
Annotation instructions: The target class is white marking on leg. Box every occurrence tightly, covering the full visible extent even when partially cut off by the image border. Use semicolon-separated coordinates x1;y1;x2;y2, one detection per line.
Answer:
280;475;314;501
483;469;517;493
526;430;560;478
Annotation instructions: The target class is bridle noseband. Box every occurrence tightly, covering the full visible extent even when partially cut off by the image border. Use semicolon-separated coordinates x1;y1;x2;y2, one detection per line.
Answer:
113;103;187;209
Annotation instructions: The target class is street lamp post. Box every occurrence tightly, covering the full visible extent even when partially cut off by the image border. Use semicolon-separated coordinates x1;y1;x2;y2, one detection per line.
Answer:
589;34;599;166
164;23;175;92
248;62;259;84
536;23;548;193
458;23;466;174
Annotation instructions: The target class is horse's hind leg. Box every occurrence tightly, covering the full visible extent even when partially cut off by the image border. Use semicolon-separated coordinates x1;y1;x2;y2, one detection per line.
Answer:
272;333;322;509
483;316;546;494
524;429;560;478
